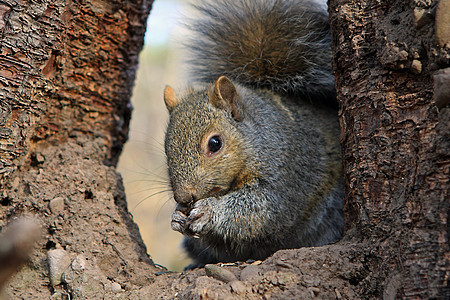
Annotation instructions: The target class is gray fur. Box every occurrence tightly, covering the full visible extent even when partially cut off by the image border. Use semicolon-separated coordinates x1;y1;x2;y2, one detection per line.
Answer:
186;0;335;105
164;0;344;267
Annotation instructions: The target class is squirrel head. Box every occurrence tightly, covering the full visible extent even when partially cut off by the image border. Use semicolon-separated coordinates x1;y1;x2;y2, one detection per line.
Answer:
164;76;253;206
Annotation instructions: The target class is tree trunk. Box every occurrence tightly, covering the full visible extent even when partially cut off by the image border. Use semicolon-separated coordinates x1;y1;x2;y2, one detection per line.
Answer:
328;0;449;298
0;0;157;298
1;0;448;299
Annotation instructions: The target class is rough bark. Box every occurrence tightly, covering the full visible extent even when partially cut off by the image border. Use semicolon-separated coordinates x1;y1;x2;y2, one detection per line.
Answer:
0;0;157;298
0;0;448;299
329;0;449;298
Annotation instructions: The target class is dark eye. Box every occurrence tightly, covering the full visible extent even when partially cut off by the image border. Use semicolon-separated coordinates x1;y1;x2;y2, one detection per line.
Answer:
207;135;223;154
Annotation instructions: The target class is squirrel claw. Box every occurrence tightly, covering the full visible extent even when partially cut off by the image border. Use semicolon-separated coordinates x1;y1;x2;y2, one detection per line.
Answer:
185;199;213;235
171;210;187;233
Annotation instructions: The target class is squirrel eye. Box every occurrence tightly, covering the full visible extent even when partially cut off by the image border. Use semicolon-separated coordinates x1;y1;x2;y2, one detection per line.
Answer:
207;135;223;154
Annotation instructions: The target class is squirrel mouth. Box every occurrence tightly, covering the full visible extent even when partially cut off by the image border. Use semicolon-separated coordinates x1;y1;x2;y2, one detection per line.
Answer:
175;184;231;213
209;186;223;195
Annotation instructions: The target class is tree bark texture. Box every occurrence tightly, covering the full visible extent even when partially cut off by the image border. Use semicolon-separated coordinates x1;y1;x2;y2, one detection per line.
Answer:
329;0;449;298
0;0;156;298
0;0;448;299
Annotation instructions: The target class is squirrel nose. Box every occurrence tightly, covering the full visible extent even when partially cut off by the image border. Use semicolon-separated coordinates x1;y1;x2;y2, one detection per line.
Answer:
174;187;197;205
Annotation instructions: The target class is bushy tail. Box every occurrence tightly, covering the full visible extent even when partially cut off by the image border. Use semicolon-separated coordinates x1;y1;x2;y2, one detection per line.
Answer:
186;0;335;104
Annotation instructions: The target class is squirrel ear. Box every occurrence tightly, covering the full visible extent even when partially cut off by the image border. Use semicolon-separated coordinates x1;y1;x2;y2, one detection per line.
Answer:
210;76;242;121
164;85;179;113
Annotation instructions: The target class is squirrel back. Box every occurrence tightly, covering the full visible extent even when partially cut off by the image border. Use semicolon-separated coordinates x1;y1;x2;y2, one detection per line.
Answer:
186;0;335;104
164;0;343;267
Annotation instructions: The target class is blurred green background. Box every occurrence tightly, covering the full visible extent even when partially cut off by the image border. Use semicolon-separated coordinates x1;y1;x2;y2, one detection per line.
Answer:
117;0;190;272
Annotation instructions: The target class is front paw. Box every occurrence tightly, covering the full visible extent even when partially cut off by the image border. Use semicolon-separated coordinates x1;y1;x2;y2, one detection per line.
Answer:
186;198;214;237
171;207;187;234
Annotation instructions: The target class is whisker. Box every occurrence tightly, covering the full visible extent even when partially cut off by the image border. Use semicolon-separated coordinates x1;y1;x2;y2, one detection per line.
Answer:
131;189;172;213
155;193;176;220
124;165;168;182
126;186;171;197
124;178;169;186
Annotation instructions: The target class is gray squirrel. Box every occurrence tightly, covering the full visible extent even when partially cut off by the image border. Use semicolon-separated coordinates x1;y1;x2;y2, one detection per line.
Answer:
163;0;344;267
